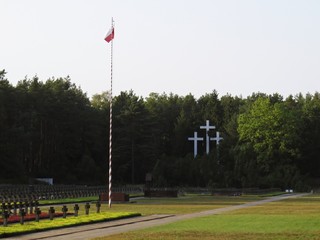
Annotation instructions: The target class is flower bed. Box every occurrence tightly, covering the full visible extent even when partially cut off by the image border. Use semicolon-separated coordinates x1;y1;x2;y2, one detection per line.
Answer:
0;212;141;238
0;212;73;224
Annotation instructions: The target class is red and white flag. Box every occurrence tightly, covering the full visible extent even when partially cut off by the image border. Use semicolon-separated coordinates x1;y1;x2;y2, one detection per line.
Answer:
104;27;114;43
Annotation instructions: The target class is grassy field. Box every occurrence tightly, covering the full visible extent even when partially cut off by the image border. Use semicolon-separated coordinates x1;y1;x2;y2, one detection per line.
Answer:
97;194;262;215
0;194;260;238
35;194;262;216
4;193;316;239
94;194;320;240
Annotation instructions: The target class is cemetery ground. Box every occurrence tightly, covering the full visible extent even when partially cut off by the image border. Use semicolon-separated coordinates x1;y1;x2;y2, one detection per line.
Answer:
0;193;273;238
94;193;320;240
2;192;318;239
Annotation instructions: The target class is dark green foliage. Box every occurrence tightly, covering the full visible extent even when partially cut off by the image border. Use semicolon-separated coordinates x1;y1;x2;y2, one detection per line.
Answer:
0;72;104;184
1;69;320;189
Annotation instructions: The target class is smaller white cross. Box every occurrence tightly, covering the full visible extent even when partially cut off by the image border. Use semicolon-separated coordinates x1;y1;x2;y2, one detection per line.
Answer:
210;131;223;145
188;132;204;158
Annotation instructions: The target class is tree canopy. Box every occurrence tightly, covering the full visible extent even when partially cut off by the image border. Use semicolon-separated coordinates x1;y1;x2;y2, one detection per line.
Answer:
1;70;319;190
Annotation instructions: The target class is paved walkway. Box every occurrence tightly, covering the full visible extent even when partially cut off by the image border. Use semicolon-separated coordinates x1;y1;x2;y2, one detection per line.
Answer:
8;193;309;240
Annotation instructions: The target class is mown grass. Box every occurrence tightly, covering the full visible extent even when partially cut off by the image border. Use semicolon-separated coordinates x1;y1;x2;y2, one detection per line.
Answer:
95;194;320;240
96;194;262;215
37;194;266;215
0;194;259;238
39;194;260;217
1;193;292;238
39;196;99;205
254;191;286;198
0;212;140;238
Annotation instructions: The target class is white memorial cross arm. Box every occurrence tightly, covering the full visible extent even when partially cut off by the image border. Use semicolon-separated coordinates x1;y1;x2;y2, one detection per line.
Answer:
188;132;204;158
210;131;223;145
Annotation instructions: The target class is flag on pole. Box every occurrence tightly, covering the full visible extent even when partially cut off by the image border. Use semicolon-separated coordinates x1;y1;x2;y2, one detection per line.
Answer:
105;27;114;43
106;17;114;208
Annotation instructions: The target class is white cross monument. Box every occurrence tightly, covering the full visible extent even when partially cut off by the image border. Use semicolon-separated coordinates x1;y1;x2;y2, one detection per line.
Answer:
200;120;215;154
210;131;223;145
188;132;204;158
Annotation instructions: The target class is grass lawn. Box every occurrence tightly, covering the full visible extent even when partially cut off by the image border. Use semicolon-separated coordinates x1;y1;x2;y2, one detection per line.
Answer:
37;194;261;217
36;193;267;216
94;194;320;240
0;194;263;238
0;193;260;238
39;196;99;205
98;194;262;215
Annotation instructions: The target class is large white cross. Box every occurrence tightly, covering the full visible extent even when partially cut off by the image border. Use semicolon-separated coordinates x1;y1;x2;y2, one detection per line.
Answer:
188;132;204;158
210;131;223;145
200;120;215;154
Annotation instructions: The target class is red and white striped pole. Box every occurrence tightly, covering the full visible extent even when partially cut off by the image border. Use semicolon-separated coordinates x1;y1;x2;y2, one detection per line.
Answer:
105;17;115;208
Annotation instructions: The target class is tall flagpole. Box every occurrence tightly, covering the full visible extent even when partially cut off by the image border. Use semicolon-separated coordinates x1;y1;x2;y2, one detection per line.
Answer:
108;17;114;208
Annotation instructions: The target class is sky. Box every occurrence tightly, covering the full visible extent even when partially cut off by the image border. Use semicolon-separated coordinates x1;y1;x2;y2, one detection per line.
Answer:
1;0;320;99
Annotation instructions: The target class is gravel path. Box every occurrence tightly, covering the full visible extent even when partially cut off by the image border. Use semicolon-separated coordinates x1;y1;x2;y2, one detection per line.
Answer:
8;193;309;240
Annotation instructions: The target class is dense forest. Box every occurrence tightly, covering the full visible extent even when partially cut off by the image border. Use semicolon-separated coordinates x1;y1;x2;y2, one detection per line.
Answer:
1;70;320;190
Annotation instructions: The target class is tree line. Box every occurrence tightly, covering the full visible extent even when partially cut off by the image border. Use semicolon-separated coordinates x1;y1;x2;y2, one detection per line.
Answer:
1;70;319;190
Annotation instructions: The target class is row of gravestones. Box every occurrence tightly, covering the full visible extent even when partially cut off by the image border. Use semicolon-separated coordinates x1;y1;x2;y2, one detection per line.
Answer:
0;185;142;196
0;185;108;194
1;200;39;215
0;185;143;200
0;187;107;202
1;191;95;202
1;202;102;227
0;184;104;193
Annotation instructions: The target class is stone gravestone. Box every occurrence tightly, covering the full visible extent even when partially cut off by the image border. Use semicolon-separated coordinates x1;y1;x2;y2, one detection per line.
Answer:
35;207;41;222
13;202;18;215
2;210;10;227
29;201;34;214
19;208;26;225
62;205;68;218
18;202;24;215
7;202;12;216
74;204;80;217
85;203;90;215
48;207;55;220
96;201;101;213
24;201;29;214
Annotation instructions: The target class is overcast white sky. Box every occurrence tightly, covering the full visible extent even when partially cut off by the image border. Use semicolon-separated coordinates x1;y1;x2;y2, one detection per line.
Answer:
1;0;320;99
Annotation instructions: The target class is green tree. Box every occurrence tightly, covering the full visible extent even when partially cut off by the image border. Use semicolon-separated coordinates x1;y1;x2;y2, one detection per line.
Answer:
298;93;320;184
113;91;155;184
237;96;302;188
0;70;27;182
197;90;223;128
